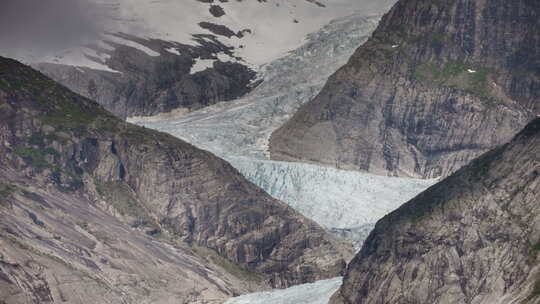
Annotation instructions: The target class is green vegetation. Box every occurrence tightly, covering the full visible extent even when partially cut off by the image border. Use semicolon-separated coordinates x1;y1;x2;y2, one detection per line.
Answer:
96;181;158;230
528;277;540;301
529;241;540;264
38;94;99;129
191;245;264;283
14;146;60;170
26;132;65;146
415;59;494;99
532;242;540;254
0;183;17;200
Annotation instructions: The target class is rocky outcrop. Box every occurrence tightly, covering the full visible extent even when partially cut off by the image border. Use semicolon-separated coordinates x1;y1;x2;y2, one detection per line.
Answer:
270;0;540;179
0;57;352;303
330;117;540;304
35;34;256;119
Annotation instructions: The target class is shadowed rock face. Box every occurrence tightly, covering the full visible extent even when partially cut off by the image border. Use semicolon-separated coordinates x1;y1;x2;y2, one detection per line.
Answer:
35;35;257;119
330;117;540;304
0;57;352;303
270;0;540;179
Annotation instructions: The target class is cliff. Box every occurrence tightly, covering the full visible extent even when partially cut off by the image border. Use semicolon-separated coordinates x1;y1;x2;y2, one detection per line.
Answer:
270;0;539;178
331;117;540;304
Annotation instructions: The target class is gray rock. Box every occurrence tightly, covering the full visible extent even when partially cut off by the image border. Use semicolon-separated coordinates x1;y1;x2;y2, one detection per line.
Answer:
330;117;540;304
0;57;353;303
270;0;540;179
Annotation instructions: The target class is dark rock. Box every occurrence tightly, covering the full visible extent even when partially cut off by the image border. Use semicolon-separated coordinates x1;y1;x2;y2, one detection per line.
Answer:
35;34;257;119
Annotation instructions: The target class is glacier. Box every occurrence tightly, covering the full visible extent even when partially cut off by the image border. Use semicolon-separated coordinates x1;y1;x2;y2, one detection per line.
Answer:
131;8;435;304
228;157;436;248
135;11;433;248
224;277;343;304
7;0;395;70
133;13;382;159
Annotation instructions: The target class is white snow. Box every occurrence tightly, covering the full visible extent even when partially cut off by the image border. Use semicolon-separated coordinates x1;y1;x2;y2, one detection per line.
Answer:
228;157;435;246
190;58;215;74
39;46;120;73
392;44;399;48
12;0;396;71
467;69;477;73
225;277;343;304
102;34;160;57
165;47;181;56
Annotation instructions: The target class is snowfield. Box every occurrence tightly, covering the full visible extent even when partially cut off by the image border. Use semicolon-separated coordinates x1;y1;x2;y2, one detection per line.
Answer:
14;0;395;70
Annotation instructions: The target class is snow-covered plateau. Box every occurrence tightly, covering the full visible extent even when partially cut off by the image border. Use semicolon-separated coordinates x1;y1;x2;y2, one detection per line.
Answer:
8;0;395;71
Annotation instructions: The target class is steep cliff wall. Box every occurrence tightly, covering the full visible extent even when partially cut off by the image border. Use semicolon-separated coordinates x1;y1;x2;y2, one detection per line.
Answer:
331;118;540;304
270;0;539;178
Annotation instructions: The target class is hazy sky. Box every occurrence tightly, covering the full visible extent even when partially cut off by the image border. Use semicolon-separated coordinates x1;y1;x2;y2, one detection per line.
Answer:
0;0;106;60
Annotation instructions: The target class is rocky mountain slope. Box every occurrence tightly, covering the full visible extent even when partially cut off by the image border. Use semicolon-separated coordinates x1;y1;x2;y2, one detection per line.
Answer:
0;57;353;303
330;117;540;304
18;0;395;118
270;0;540;179
133;11;437;249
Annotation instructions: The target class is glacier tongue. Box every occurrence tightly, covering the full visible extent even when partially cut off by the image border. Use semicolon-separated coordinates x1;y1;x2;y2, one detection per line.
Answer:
228;157;436;247
224;277;343;304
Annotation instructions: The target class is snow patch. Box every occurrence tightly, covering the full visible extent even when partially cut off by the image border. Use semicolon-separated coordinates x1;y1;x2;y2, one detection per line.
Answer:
467;69;477;73
16;0;396;71
103;34;160;57
39;46;120;73
190;58;215;74
165;47;181;55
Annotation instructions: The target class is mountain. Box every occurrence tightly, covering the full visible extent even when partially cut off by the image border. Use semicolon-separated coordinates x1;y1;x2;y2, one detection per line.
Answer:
132;12;383;159
270;0;540;179
131;11;437;249
0;57;353;303
19;0;395;119
330;117;540;304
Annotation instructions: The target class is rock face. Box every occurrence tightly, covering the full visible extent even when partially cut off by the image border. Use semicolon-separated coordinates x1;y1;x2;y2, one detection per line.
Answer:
270;0;540;179
35;35;257;119
330;117;540;304
0;57;352;303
